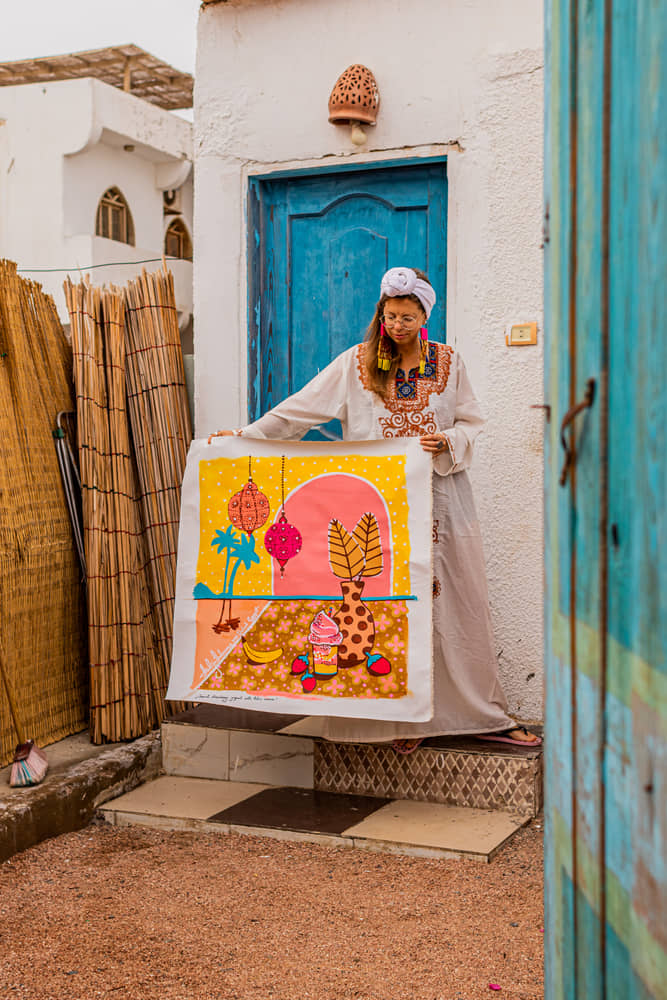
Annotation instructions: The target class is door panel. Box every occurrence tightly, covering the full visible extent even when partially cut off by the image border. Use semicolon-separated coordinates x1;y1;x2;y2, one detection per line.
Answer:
248;160;447;438
545;0;666;996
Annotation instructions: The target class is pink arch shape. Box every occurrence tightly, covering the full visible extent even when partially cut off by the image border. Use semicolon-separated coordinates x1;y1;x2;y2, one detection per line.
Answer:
272;473;392;597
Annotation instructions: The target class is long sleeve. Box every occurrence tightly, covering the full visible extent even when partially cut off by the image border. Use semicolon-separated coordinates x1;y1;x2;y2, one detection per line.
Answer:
434;352;486;476
239;349;351;440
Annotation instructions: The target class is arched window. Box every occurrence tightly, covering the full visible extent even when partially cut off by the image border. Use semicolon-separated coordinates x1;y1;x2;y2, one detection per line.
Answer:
164;218;193;261
95;187;135;245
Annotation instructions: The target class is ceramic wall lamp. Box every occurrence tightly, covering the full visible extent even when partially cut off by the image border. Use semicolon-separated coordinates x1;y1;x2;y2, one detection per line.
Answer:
328;64;380;146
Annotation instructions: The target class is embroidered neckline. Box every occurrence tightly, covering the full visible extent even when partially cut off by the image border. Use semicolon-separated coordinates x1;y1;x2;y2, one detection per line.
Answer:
395;343;438;399
356;341;453;415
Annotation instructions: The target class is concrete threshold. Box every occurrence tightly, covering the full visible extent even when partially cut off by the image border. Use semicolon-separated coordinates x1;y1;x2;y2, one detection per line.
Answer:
0;730;161;864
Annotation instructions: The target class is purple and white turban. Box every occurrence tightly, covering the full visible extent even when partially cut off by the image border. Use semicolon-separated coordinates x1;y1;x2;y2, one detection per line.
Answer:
380;267;436;319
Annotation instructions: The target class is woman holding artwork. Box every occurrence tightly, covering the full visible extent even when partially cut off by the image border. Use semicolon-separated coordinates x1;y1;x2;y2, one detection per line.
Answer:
210;267;540;751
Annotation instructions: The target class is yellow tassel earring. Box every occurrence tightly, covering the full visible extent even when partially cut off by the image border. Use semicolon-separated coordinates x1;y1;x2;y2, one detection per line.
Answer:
377;322;393;371
418;327;428;375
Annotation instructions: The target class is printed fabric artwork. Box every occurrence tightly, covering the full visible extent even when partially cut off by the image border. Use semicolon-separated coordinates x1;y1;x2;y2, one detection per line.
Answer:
167;436;433;721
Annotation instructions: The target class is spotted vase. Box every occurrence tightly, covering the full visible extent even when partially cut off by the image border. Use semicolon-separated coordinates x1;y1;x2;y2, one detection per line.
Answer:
333;579;375;668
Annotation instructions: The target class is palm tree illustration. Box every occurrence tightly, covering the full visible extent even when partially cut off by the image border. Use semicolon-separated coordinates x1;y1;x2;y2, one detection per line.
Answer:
211;526;261;633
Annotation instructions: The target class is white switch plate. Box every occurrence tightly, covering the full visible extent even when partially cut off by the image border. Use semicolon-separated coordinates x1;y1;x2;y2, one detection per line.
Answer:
505;322;538;346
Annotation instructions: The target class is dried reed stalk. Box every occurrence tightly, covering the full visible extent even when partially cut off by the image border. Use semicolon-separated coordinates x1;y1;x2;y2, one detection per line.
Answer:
65;267;190;742
0;260;87;767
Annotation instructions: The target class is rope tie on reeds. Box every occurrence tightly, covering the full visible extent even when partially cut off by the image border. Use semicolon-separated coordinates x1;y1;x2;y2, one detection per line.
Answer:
75;394;127;413
127;303;179;314
127;382;187;400
125;341;182;357
81;483;181;501
86;520;179;538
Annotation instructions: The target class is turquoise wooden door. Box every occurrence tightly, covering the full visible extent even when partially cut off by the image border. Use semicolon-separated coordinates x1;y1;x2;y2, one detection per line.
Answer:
544;0;666;996
247;160;447;436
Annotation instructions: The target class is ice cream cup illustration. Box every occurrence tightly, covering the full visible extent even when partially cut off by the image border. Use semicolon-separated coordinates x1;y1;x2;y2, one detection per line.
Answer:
308;609;343;677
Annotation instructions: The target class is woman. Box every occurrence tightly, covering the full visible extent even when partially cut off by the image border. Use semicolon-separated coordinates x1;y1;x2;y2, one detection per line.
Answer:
210;267;540;751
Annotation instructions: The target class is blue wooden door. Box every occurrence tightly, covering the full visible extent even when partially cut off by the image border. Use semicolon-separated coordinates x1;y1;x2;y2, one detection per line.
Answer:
248;160;447;436
544;0;666;996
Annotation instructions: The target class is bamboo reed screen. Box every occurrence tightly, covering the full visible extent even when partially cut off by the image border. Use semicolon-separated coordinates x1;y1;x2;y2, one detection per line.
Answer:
65;269;191;743
124;270;192;678
0;261;87;768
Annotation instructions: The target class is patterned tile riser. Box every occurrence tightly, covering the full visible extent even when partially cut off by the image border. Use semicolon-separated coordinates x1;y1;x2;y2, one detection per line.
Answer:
314;743;543;818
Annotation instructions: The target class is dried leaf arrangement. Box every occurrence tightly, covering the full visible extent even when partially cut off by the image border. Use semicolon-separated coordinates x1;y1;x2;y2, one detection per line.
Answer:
328;512;383;581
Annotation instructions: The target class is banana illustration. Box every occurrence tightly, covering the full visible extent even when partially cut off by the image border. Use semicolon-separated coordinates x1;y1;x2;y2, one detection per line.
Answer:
241;637;283;664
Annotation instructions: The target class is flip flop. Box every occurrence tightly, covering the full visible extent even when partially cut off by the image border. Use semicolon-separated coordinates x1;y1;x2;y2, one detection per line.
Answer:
391;738;425;755
476;726;542;747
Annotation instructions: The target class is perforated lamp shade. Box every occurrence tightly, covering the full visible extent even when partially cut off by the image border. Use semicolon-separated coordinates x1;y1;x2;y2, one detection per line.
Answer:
328;64;380;125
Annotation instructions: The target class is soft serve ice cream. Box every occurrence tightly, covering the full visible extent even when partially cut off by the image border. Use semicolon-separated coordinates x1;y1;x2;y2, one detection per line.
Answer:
308;609;343;677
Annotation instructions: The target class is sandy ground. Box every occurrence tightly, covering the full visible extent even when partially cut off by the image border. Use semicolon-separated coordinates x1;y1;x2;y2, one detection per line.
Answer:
0;819;544;1000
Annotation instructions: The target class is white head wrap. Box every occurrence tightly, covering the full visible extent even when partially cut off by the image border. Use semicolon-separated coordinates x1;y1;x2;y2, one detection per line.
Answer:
380;267;436;319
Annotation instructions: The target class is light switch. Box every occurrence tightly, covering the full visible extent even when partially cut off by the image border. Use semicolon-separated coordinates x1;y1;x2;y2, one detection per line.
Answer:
506;322;538;346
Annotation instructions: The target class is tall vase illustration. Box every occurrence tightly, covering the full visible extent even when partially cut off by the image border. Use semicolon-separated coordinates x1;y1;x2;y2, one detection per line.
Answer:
333;579;376;668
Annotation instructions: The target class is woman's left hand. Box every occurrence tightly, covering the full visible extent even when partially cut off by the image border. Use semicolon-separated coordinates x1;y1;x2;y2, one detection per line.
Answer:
420;433;449;456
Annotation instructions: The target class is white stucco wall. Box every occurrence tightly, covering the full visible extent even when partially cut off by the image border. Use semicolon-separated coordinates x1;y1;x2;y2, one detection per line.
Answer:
193;0;545;719
0;78;193;321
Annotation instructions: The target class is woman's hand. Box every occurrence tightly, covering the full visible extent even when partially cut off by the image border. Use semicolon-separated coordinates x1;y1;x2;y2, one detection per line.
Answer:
207;429;235;445
420;433;450;456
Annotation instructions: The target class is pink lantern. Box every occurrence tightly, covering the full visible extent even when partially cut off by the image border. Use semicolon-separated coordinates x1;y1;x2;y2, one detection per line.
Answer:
264;511;302;577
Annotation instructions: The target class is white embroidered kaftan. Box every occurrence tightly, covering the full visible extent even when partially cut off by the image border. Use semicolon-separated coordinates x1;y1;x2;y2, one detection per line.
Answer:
239;342;514;740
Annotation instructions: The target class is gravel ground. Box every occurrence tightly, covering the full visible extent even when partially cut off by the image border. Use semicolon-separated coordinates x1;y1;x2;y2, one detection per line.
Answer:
0;818;544;1000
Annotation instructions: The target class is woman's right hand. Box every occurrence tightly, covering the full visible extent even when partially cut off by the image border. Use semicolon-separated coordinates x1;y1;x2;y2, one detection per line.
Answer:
207;429;235;444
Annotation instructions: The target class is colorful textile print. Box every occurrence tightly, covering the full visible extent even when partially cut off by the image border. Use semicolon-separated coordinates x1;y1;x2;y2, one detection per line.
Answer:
395;342;439;399
166;437;433;722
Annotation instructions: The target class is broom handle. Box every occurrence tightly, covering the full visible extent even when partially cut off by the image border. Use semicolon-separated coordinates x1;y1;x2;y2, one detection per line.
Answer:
0;652;26;745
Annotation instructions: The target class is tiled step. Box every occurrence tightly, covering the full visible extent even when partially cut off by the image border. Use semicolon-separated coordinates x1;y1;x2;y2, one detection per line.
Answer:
99;775;528;863
161;707;543;818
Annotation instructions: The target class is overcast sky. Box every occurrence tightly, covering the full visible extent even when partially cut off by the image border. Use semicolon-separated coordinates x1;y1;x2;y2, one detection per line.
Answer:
1;0;199;74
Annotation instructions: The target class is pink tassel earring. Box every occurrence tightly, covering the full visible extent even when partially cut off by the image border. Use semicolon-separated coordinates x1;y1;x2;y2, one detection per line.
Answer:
377;322;392;371
419;326;428;375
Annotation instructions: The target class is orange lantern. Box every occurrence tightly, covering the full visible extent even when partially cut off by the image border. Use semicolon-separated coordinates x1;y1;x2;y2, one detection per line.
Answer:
228;477;270;537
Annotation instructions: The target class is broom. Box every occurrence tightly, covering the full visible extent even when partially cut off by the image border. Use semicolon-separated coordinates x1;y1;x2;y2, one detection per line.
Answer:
0;652;49;787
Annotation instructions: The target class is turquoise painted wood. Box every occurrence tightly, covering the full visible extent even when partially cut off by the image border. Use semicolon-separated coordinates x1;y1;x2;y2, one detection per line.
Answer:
248;160;447;436
544;0;666;996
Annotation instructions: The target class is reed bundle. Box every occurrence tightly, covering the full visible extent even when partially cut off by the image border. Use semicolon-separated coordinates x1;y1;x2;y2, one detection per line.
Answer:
65;268;190;743
0;260;87;767
124;269;192;676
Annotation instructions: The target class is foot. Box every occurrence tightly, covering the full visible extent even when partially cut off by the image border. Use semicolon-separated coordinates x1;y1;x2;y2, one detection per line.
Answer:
476;726;542;747
505;726;540;744
391;738;425;755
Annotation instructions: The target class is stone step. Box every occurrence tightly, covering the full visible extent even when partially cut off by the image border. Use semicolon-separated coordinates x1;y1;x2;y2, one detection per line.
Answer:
162;707;543;819
99;775;528;863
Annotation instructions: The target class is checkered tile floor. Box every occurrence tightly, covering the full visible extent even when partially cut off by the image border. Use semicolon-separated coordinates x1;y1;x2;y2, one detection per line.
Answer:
100;776;528;862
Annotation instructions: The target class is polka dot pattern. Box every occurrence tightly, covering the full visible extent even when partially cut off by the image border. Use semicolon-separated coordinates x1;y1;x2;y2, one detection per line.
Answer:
197;456;411;597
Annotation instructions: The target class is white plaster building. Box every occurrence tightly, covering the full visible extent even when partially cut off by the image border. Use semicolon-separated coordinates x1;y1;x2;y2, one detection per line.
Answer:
0;46;194;340
192;0;545;721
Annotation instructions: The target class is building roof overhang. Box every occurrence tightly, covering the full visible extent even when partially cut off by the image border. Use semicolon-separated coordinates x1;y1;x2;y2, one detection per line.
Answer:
0;44;193;110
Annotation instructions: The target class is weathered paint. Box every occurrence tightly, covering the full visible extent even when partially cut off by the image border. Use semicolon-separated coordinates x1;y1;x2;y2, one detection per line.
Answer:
544;0;666;995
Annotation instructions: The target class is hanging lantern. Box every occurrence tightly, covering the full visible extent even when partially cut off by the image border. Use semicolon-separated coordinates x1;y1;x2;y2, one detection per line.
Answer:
264;512;302;577
264;455;302;576
228;458;270;537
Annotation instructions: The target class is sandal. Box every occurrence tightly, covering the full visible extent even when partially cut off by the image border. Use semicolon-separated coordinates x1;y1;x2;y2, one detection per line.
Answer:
391;738;425;755
476;726;542;747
